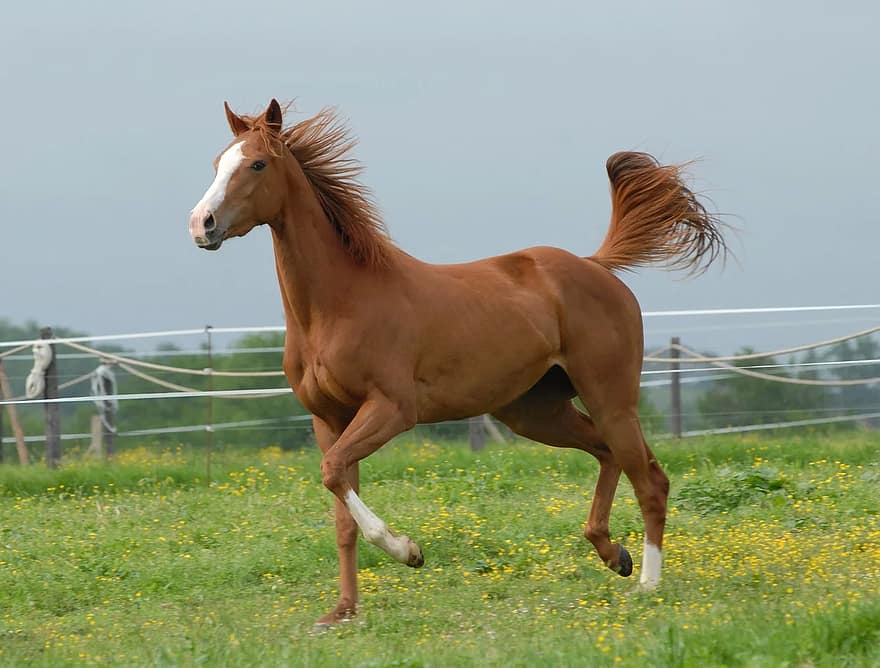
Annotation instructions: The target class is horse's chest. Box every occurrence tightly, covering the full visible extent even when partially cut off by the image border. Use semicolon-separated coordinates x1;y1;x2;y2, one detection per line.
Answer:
285;349;360;420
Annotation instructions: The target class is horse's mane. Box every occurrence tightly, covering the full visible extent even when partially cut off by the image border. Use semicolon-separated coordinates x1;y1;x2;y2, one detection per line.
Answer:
245;108;393;269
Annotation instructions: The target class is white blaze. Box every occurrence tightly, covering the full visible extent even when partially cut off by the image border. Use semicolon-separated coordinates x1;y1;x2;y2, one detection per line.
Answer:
193;141;246;214
640;540;662;588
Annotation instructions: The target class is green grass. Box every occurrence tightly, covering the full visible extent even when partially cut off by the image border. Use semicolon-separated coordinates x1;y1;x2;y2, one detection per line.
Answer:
1;431;879;667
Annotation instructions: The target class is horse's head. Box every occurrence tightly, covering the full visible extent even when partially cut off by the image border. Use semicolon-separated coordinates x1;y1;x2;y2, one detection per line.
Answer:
189;99;288;251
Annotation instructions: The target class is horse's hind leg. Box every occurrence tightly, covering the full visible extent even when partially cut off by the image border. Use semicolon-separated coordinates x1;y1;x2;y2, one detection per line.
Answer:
597;414;668;588
571;373;670;589
492;398;633;577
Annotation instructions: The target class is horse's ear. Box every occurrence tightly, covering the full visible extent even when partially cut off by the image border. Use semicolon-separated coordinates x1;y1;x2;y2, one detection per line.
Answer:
264;99;283;133
224;101;249;137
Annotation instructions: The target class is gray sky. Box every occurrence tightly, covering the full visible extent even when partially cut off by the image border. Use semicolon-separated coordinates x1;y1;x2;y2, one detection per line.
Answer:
1;1;877;352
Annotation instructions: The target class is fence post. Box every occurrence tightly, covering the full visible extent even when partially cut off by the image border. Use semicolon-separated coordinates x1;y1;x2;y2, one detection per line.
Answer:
0;361;29;465
205;325;214;484
89;415;104;457
101;370;115;458
670;336;682;438
42;327;61;468
468;416;486;451
482;414;508;444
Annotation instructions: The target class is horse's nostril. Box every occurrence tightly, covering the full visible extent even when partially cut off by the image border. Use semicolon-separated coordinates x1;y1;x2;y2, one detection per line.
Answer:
204;214;216;232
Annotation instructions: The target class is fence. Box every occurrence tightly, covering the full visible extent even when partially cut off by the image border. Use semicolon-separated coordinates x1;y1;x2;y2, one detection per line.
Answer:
1;303;879;466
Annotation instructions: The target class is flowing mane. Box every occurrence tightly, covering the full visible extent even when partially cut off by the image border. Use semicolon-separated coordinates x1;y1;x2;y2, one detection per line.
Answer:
246;108;394;268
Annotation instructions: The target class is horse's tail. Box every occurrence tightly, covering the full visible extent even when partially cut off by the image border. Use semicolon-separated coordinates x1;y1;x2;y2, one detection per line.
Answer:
590;152;727;275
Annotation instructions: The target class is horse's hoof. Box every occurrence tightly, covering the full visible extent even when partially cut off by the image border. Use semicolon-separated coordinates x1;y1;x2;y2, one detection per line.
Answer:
616;545;633;577
634;579;660;594
407;540;424;568
312;602;357;631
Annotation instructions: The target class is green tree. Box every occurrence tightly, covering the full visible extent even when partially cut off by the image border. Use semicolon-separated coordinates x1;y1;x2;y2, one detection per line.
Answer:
697;348;828;429
824;336;880;416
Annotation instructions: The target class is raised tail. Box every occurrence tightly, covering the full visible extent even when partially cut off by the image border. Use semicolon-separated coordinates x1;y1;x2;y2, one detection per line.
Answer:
590;152;727;274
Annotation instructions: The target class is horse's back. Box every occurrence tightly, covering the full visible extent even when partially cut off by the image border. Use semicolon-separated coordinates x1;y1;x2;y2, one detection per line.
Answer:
416;244;643;347
403;246;644;417
486;245;642;328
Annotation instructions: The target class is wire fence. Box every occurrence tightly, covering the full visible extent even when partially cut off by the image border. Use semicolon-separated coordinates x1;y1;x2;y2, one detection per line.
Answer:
1;302;879;457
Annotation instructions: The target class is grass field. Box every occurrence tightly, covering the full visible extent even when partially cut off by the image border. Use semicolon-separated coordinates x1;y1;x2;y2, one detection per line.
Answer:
1;431;879;667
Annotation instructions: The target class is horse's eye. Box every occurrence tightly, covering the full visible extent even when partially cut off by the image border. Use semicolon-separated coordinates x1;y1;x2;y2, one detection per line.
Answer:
251;160;266;171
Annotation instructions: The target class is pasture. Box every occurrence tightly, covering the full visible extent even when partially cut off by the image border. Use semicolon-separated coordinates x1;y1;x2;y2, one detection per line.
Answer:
1;432;878;667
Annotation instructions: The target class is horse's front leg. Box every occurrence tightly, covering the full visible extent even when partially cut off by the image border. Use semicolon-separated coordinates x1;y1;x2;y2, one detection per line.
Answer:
320;395;423;568
313;417;360;627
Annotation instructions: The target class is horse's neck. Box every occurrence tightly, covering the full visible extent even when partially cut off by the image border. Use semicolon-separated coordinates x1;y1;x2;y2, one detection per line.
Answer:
270;183;360;334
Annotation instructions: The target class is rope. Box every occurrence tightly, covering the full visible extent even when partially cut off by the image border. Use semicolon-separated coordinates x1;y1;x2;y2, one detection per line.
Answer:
641;357;880;376
118;363;200;393
0;344;30;359
58;372;95;391
64;341;285;378
2;371;114;403
643;325;880;363
117;363;289;400
643;344;670;359
24;342;53;399
0;387;294;407
674;342;880;387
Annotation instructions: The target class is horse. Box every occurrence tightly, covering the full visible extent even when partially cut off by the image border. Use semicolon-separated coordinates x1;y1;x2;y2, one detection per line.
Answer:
188;99;726;627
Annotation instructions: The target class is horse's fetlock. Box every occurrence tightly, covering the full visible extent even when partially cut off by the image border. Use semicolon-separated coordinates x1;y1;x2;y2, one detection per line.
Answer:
584;523;608;543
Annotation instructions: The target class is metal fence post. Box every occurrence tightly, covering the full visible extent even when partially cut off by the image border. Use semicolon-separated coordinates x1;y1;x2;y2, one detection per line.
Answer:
670;336;682;438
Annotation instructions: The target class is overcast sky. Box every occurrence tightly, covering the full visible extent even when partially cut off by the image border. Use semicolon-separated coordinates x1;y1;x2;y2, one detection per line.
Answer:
1;1;877;352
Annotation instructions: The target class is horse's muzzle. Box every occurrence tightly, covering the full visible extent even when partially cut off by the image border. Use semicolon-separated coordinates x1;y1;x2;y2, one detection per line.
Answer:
190;210;224;250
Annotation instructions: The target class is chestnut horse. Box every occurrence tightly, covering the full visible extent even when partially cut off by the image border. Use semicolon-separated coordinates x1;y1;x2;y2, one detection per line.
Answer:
189;99;725;626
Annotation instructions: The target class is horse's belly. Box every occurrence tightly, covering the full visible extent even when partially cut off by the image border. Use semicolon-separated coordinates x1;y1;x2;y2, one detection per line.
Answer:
414;346;557;422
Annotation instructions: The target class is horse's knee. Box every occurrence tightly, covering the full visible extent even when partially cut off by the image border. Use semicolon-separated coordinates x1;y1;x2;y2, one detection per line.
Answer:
658;471;670;499
651;462;670;499
321;455;346;493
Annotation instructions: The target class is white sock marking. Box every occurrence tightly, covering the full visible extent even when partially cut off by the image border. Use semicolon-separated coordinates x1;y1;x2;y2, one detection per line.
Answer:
344;489;412;563
640;540;662;588
193;141;246;214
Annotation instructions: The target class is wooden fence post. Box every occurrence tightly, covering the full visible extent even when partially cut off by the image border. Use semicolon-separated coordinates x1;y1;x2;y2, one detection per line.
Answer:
482;414;507;444
88;415;104;458
468;416;486;451
0;360;29;465
670;336;682;438
101;370;115;458
42;327;61;468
